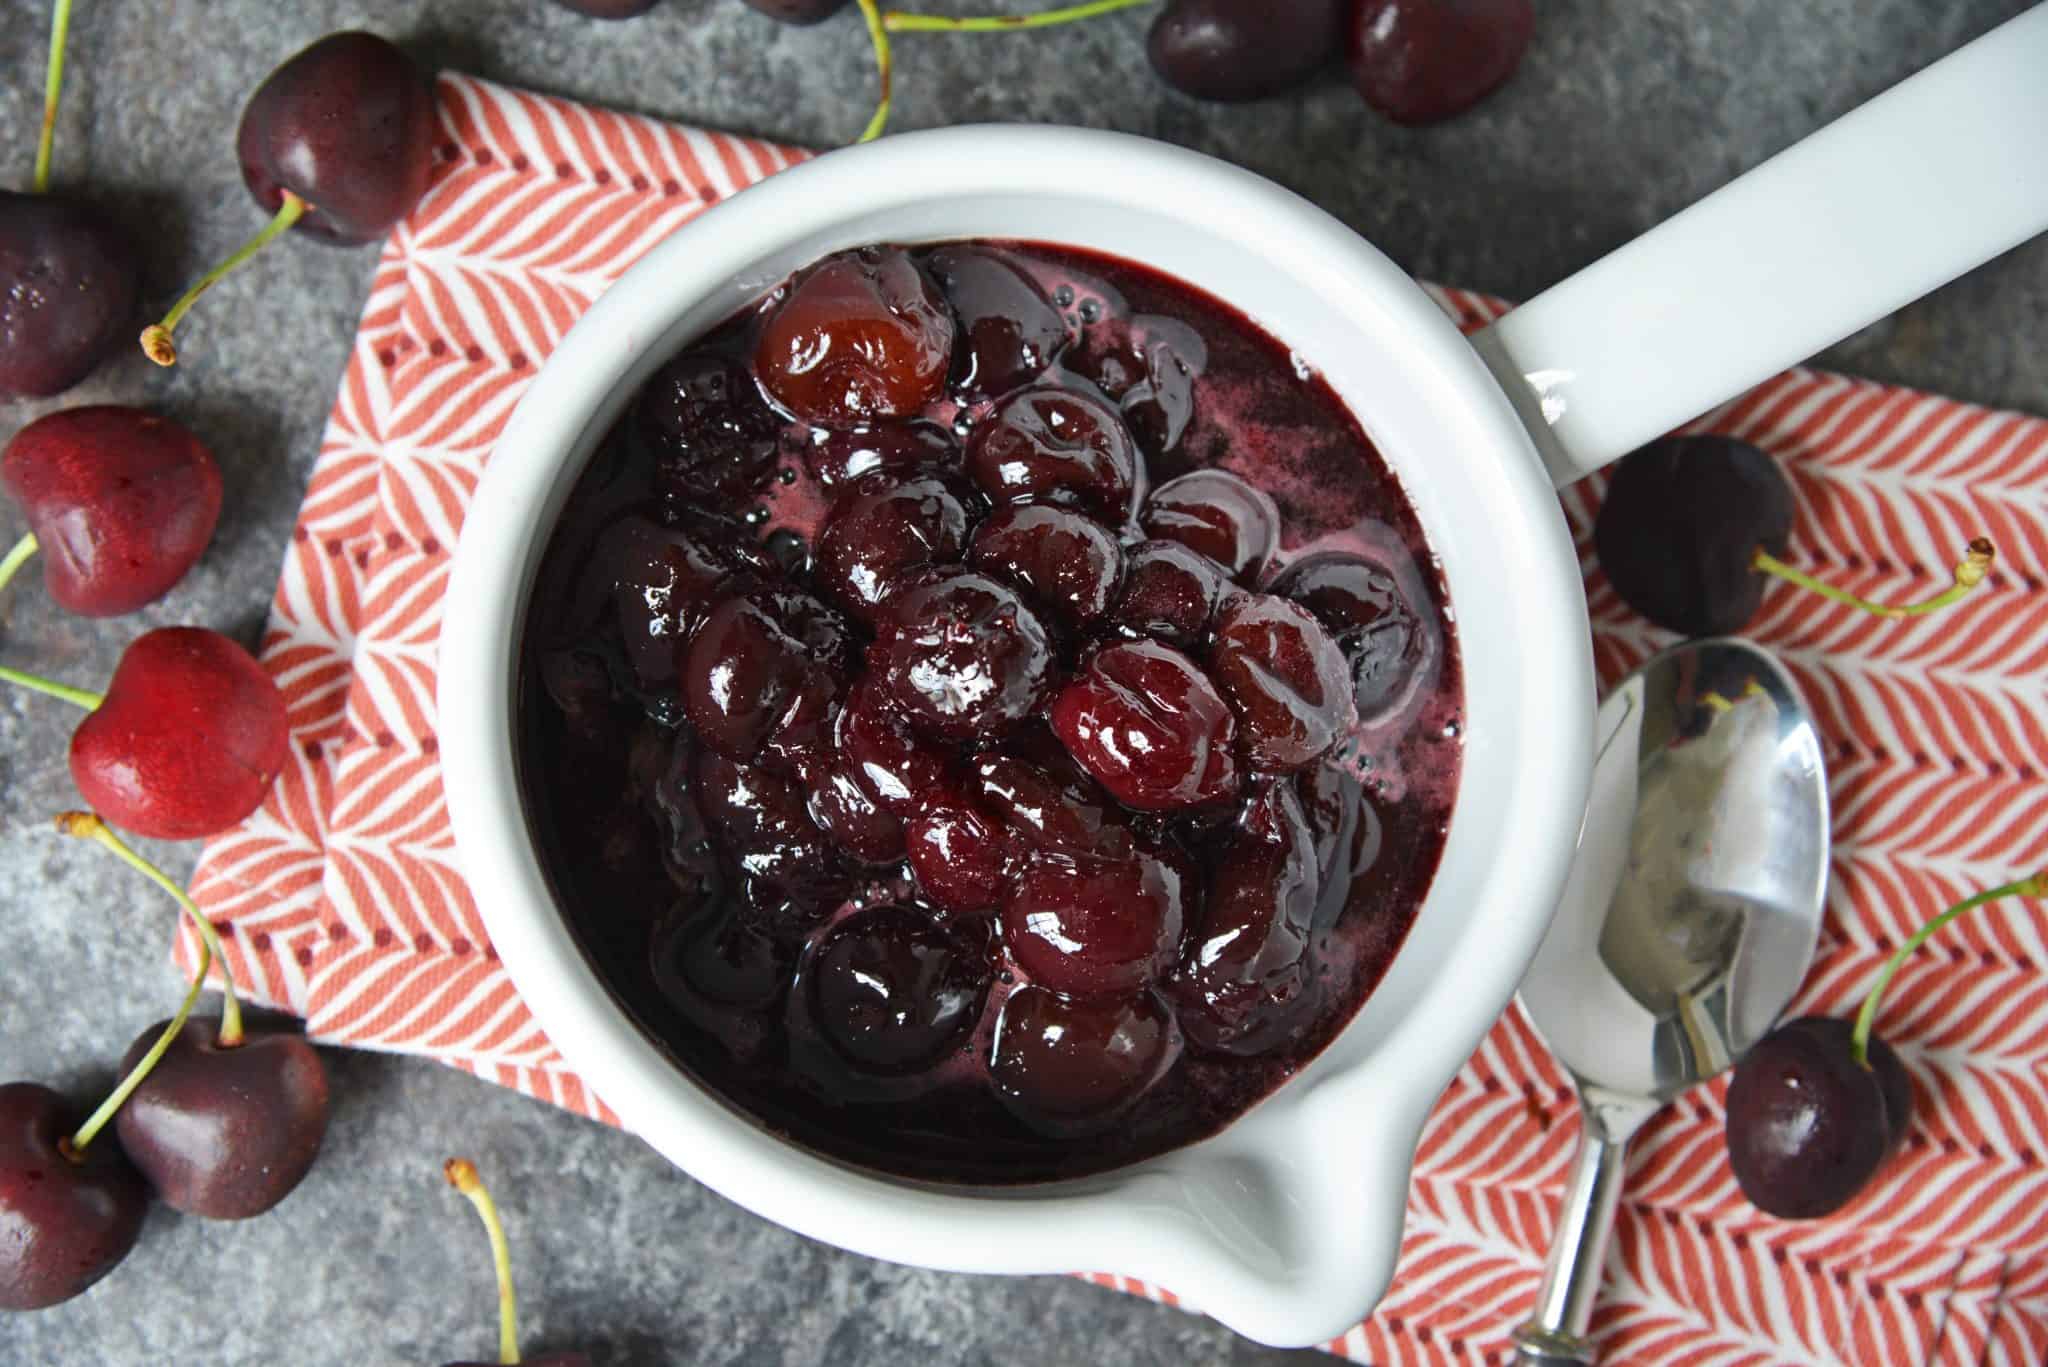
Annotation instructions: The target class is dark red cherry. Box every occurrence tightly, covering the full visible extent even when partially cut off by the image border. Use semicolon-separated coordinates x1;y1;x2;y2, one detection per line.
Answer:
1724;1016;1912;1220
1105;540;1233;647
808;764;907;866
965;386;1139;518
806;420;959;488
1140;469;1280;584
989;987;1179;1136
1173;778;1320;1054
1049;640;1240;812
600;513;748;691
1593;435;1795;637
694;752;849;911
739;0;849;22
970;746;1133;859
111;1019;328;1220
924;245;1068;401
1346;0;1535;125
870;571;1052;742
1147;0;1345;102
237;32;438;245
967;503;1124;635
631;350;783;503
1299;761;1382;928
1209;593;1356;771
808;907;991;1074
905;800;1015;913
813;468;974;623
1269;551;1420;717
1002;848;1187;998
838;674;952;815
1;407;223;617
552;0;662;15
650;903;793;1060
680;585;850;763
0;1082;148;1311
0;193;139;399
754;247;952;426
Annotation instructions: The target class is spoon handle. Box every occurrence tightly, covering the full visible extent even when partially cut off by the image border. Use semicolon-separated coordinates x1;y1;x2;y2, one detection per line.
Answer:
1509;1094;1654;1365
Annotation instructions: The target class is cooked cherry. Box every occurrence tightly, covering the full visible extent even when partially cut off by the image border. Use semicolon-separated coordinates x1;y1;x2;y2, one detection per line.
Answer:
649;731;719;879
1209;593;1356;771
694;752;849;910
806;420;959;488
970;746;1132;859
1594;435;1795;637
0;194;138;400
838;674;952;815
1269;550;1421;716
650;902;793;1060
989;987;1179;1137
1147;0;1345;102
754;247;952;427
1725;1016;1911;1220
813;468;974;623
1116;318;1205;461
808;907;990;1074
808;764;907;866
924;245;1068;401
0;1082;149;1311
1140;469;1280;584
632;350;783;502
965;386;1139;518
1347;0;1535;125
1300;762;1382;928
1105;540;1233;647
1002;848;1187;998
1050;640;1240;812
601;513;747;690
870;571;1052;742
680;585;849;763
906;800;1015;913
1173;778;1320;1054
966;503;1124;635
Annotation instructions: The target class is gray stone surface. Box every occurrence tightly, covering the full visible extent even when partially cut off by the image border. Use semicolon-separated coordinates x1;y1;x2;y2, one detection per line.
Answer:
0;0;2041;1362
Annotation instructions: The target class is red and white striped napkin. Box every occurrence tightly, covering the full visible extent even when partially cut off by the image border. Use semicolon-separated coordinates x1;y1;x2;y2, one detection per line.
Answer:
182;72;2048;1365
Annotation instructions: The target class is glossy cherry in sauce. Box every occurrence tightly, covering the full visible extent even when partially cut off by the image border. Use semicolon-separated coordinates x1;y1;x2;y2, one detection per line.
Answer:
1346;0;1535;125
754;247;953;426
1002;847;1188;998
0;407;223;616
1106;540;1233;647
695;752;849;916
0;193;138;399
0;1083;149;1311
680;584;851;764
906;800;1014;913
813;468;975;622
990;988;1180;1137
970;733;1133;860
1209;593;1356;770
1139;469;1279;584
807;907;992;1073
632;351;783;502
924;245;1069;400
1723;1016;1911;1220
869;571;1052;741
1050;639;1240;812
965;386;1139;519
1270;550;1420;717
806;420;958;489
966;503;1124;636
1147;0;1345;102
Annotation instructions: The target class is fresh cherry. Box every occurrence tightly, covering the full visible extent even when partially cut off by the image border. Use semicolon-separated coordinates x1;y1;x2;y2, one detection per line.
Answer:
553;0;662;16
631;350;783;503
1345;0;1535;125
0;627;289;840
806;419;959;488
1049;639;1240;812
1147;0;1345;102
1105;539;1233;647
0;1083;148;1311
740;0;850;22
965;385;1139;518
924;244;1068;401
1172;777;1319;1053
753;247;952;427
1269;550;1419;716
0;407;222;617
1002;847;1187;998
869;570;1052;742
142;31;437;366
989;987;1179;1136
441;1159;594;1366
806;906;991;1074
967;503;1124;636
1208;593;1356;771
1139;469;1279;584
813;468;974;623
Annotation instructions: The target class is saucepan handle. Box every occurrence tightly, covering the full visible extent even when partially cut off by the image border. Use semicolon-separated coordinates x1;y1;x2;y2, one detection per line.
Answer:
1470;5;2048;489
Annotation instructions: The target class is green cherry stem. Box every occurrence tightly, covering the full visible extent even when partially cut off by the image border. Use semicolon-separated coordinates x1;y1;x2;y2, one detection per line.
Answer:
62;907;210;1159
884;0;1150;32
1754;536;1995;620
141;191;309;367
0;533;41;600
854;0;894;144
0;660;103;711
58;811;244;1047
445;1158;522;1365
33;0;74;194
1850;869;2047;1068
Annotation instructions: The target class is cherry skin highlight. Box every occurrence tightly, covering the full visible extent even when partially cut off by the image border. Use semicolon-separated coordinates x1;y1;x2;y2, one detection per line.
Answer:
1346;0;1535;125
1050;640;1241;812
0;193;138;399
1724;1016;1912;1220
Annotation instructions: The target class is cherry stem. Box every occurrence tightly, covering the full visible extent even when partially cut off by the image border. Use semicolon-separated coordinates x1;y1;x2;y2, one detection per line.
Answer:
63;911;210;1158
57;811;244;1047
1850;870;2047;1068
33;0;73;194
0;660;103;711
884;0;1150;31
0;532;40;600
444;1158;522;1365
854;0;893;144
1753;537;1995;620
141;192;309;367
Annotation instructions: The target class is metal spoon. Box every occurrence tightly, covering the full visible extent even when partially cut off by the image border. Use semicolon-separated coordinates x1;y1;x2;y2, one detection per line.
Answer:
1509;638;1829;1366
